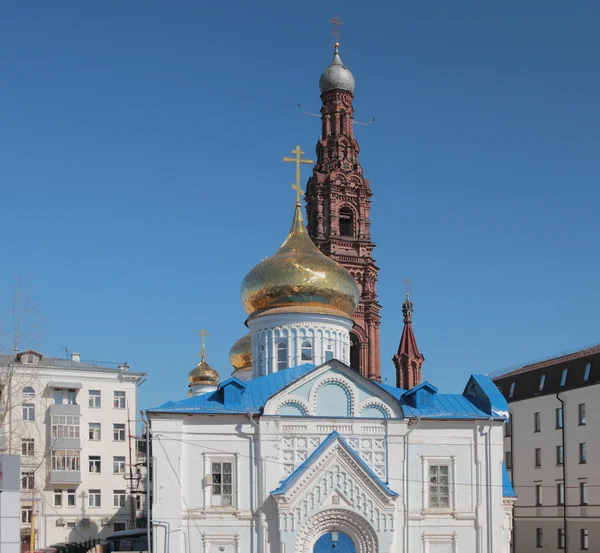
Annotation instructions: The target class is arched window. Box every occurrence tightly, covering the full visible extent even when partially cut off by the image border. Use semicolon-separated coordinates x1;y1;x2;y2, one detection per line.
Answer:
350;332;360;373
22;386;35;398
259;345;266;374
277;341;288;370
301;341;313;362
339;207;354;237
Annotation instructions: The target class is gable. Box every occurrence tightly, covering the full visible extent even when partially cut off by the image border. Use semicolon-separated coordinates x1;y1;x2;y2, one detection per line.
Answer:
263;360;403;418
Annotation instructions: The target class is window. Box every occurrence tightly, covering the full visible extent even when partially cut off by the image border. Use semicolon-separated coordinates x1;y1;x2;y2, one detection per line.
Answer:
508;381;516;398
114;522;126;532
580;442;587;464
113;490;126;508
51;415;80;438
113;456;126;474
583;362;591;382
22;386;35;398
325;348;334;361
23;403;34;421
89;423;101;441
211;461;233;506
505;417;512;437
536;528;543;548
277;341;288;370
535;448;542;467
556;407;563;429
89;456;101;473
89;390;101;408
66;389;77;404
534;411;541;432
21;508;32;524
558;528;565;549
538;373;546;391
556;445;564;465
339;207;354;237
67;489;76;507
54;489;62;507
51;450;80;471
557;483;565;505
580;482;588;505
579;403;586;425
21;438;34;456
505;451;512;470
535;484;542;506
581;529;589;550
259;345;265;373
428;465;450;508
135;495;141;510
301;340;312;362
21;470;35;490
560;368;568;387
113;423;126;441
88;490;101;507
113;391;126;409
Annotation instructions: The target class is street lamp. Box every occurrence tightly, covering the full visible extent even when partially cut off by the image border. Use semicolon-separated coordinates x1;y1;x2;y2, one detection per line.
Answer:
331;528;339;550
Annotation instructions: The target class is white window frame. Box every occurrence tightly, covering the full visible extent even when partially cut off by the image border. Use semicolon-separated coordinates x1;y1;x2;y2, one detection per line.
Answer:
113;391;126;409
89;390;101;408
54;489;63;507
202;453;239;509
422;456;456;514
89;456;101;474
51;450;81;472
88;489;101;508
113;490;126;508
113;456;126;474
22;438;34;456
23;403;35;421
21;470;35;490
21;507;33;524
89;423;101;441
51;415;80;438
67;489;76;507
113;423;126;441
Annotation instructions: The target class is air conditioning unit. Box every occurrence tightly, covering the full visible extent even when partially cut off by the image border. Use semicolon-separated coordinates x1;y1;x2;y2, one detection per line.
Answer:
56;519;65;526
101;517;111;526
79;517;90;526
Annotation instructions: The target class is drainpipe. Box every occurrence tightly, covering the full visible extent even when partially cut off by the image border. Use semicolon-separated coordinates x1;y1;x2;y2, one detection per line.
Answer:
248;414;263;553
142;411;152;553
557;392;567;553
404;417;420;553
509;412;515;553
152;520;171;553
487;418;493;553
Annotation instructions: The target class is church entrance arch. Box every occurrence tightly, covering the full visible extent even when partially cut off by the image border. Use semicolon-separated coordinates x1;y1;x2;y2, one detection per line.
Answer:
296;509;377;553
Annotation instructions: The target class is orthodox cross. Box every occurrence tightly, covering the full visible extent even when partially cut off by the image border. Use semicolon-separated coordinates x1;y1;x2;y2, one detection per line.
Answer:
197;328;209;361
330;15;343;43
283;145;313;205
403;278;412;296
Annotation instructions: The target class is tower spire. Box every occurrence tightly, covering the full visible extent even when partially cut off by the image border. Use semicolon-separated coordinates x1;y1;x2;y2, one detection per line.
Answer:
393;291;425;389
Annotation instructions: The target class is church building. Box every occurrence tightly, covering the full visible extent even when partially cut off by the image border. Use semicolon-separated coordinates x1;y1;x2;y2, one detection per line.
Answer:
147;39;515;553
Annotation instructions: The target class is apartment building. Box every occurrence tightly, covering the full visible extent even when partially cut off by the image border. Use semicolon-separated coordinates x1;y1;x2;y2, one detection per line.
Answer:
0;350;146;550
494;344;599;553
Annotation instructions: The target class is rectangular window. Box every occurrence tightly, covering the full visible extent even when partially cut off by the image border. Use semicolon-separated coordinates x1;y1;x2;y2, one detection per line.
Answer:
51;415;80;438
66;389;77;405
21;438;34;456
560;368;568;387
21;470;35;490
583;362;591;382
51;450;80;471
114;522;126;532
580;442;587;464
89;390;101;408
539;373;546;391
67;489;76;507
534;411;541;432
89;456;101;473
113;456;126;474
581;529;589;550
536;528;543;548
505;417;512;437
505;451;512;470
557;483;565;505
23;403;34;421
558;528;565;549
535;484;542;506
556;407;563;429
325;349;334;361
428;464;451;508
113;490;126;508
508;381;516;398
535;448;542;467
136;495;141;510
54;489;62;507
580;482;588;505
579;403;586;425
211;461;233;506
88;489;101;508
21;508;32;524
113;423;126;441
113;391;126;409
53;388;64;404
556;445;564;465
89;423;101;441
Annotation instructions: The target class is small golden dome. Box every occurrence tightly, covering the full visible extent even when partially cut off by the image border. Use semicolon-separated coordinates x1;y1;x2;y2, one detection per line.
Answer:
188;359;219;386
241;205;359;320
230;332;252;372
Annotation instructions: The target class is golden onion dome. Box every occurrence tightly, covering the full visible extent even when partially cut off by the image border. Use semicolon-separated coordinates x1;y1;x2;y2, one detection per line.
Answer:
188;358;219;386
229;332;252;372
241;205;359;320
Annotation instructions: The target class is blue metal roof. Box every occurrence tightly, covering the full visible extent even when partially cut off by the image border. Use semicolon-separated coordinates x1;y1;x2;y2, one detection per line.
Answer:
502;463;517;498
272;431;398;497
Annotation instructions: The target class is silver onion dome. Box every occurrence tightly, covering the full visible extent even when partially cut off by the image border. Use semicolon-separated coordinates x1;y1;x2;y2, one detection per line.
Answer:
319;42;355;95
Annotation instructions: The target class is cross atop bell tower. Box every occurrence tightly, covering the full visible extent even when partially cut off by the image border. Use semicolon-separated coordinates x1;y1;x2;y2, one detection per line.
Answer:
305;24;381;380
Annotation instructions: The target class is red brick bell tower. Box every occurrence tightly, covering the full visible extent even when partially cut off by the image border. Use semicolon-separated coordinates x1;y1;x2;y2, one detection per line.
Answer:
305;42;382;381
393;293;424;389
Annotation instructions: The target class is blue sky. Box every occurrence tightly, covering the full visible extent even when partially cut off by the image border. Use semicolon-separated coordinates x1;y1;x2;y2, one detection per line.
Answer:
1;1;599;411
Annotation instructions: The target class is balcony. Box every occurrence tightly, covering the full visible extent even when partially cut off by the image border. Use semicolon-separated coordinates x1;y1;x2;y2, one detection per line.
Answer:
52;436;81;449
49;403;81;416
48;470;81;484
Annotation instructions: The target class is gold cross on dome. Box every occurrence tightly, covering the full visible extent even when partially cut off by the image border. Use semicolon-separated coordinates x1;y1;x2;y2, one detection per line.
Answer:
330;15;343;43
403;278;412;296
283;145;313;206
197;328;209;361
